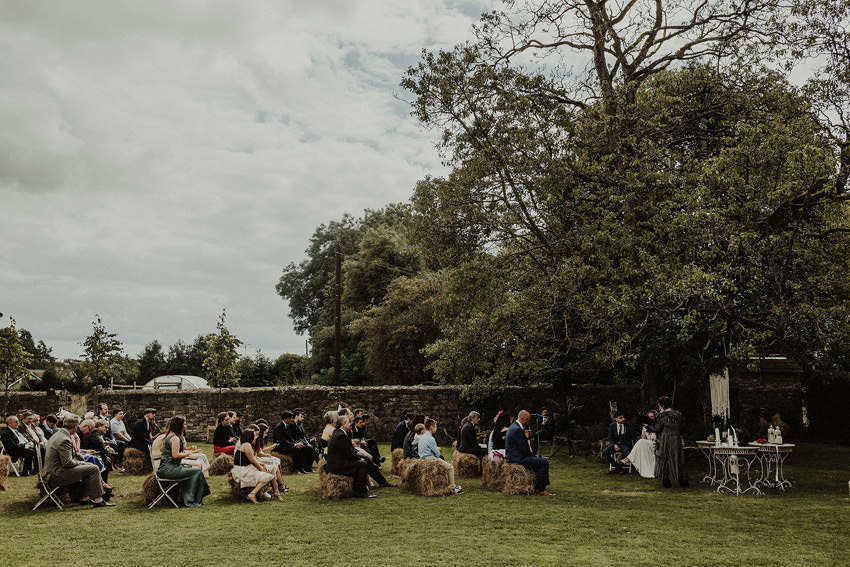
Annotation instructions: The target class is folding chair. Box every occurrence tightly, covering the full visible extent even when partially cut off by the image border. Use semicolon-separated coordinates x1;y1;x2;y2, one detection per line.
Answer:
33;448;63;510
148;450;180;508
0;439;21;477
602;441;633;473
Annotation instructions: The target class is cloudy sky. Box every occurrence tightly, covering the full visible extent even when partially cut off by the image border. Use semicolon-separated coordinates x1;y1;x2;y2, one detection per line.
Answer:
0;1;498;361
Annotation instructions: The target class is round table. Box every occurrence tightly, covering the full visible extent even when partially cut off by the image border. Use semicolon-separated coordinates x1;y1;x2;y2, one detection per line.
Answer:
710;445;761;495
749;442;794;491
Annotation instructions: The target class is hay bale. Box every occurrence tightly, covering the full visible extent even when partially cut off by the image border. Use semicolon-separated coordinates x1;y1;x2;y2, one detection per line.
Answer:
226;472;256;502
482;459;535;495
270;451;294;475
317;459;354;500
399;458;420;491
123;448;152;476
0;455;9;492
414;459;454;497
452;448;482;478
208;454;234;476
141;473;182;506
390;448;404;477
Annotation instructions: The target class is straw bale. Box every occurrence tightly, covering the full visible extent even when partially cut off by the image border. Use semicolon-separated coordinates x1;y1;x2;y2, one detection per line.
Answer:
270;451;294;475
317;459;354;500
226;472;255;502
482;459;535;495
414;459;454;497
399;458;420;491
208;454;234;476
0;455;9;492
452;448;482;478
141;473;182;506
481;458;504;492
123;448;152;476
390;448;404;477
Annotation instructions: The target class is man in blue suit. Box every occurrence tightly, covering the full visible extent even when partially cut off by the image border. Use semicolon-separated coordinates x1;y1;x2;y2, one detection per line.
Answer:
603;412;636;473
506;410;555;496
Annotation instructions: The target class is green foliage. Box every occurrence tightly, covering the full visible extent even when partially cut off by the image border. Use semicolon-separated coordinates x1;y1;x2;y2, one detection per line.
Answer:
0;316;34;413
137;340;167;382
80;315;124;392
203;310;243;392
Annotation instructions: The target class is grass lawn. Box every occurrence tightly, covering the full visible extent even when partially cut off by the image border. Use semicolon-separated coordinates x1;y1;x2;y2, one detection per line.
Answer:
1;441;848;566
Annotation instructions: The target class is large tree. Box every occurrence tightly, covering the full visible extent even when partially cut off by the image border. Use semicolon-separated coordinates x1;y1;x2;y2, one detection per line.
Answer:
403;1;850;399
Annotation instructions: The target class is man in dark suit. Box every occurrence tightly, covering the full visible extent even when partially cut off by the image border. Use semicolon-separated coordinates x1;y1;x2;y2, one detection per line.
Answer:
603;412;637;473
274;411;315;474
351;414;383;464
292;408;320;466
42;414;113;506
391;410;414;451
2;415;37;475
457;411;487;457
505;410;554;496
325;414;372;498
130;408;157;453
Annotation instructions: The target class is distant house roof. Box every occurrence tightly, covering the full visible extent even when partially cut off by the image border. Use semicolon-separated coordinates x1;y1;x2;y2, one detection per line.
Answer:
143;375;209;390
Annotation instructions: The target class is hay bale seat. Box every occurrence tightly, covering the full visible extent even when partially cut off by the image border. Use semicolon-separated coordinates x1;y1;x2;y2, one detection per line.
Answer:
399;459;454;497
141;473;183;506
208;454;234;476
226;472;258;502
451;442;482;478
389;448;404;477
123;448;153;476
270;451;295;475
317;459;354;500
0;455;9;492
481;458;536;495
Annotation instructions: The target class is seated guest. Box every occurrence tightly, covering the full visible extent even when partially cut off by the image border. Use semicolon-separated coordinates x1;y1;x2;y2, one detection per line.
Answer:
130;408;159;454
212;412;237;455
537;407;555;443
20;412;48;466
274;411;315;474
42;414;114;506
325;414;372;498
622;410;658;478
79;419;113;486
232;429;280;503
292;409;320;468
489;411;511;461
418;418;462;493
403;415;426;459
106;409;128;468
351;414;383;464
40;414;58;440
2;415;37;476
230;411;243;438
391;410;414;451
506;410;554;496
253;423;287;493
320;411;338;450
603;411;637;474
157;415;211;507
457;411;487;458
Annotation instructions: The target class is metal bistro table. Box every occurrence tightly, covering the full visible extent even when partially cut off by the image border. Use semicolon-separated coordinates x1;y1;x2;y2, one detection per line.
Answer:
710;445;761;495
749;442;795;492
696;440;720;485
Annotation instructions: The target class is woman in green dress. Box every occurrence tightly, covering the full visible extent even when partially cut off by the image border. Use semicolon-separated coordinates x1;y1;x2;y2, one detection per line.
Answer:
158;415;211;507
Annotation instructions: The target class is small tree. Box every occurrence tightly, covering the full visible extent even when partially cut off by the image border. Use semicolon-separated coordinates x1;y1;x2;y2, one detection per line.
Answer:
0;317;33;415
203;309;242;393
80;315;124;405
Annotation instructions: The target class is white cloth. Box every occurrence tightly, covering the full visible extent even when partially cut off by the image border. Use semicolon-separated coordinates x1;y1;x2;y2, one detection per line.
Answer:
626;428;657;478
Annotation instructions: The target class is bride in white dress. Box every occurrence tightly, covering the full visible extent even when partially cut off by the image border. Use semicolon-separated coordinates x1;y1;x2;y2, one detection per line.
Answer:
623;410;657;478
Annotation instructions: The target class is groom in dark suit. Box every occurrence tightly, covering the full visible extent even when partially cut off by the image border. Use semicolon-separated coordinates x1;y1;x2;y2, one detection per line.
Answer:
603;412;637;473
506;410;554;496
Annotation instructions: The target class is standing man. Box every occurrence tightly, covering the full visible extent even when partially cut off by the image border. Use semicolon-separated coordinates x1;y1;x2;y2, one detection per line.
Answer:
130;408;157;453
325;414;372;498
457;411;487;458
2;415;37;476
42;414;114;507
505;410;555;496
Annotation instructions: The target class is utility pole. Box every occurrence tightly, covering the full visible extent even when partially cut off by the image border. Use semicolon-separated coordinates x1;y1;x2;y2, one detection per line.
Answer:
334;243;341;386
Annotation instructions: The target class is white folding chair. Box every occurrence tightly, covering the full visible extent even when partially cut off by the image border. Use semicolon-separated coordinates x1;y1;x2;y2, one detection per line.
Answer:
0;439;22;477
149;451;180;508
33;448;63;511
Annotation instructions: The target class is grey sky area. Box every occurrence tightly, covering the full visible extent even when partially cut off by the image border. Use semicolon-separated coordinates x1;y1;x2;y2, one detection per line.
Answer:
0;1;498;360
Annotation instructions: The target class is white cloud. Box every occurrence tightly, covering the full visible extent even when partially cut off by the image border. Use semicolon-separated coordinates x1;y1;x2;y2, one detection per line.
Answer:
0;0;498;359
